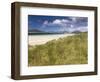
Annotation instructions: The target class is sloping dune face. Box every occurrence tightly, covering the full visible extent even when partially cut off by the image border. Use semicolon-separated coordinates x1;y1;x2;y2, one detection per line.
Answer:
28;34;75;46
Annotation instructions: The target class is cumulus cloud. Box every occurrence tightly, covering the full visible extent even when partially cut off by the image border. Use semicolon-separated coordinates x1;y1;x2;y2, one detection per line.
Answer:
71;17;77;22
53;19;62;24
42;19;71;27
43;20;48;25
52;19;70;24
41;17;87;32
62;19;70;23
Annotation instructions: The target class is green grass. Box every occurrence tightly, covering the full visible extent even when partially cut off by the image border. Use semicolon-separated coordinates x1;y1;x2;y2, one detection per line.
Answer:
28;32;88;66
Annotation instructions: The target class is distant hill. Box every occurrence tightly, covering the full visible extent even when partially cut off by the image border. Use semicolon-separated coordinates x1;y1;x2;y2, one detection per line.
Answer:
72;30;81;33
28;29;69;34
28;28;87;34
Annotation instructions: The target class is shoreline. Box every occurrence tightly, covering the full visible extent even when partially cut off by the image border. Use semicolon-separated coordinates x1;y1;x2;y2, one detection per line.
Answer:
28;33;75;46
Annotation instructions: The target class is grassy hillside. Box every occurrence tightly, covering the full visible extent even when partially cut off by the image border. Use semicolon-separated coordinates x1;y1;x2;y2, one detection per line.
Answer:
28;32;88;66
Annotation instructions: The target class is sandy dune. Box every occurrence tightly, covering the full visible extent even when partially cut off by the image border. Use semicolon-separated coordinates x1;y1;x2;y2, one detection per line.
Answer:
28;34;74;46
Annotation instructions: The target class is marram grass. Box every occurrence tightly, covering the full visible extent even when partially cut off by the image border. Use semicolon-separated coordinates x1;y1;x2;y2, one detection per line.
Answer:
28;32;88;66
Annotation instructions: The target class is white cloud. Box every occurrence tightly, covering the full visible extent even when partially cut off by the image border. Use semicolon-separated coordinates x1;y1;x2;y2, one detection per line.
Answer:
71;17;77;22
41;18;87;32
43;19;71;26
76;27;88;32
42;19;71;29
53;19;62;24
52;19;70;24
43;20;48;25
62;19;70;23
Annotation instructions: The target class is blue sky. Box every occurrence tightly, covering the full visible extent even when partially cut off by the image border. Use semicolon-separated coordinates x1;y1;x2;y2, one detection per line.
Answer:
28;15;88;33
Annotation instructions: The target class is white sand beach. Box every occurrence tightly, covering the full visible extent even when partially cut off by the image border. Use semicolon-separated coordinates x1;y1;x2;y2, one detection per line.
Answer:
28;34;75;46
